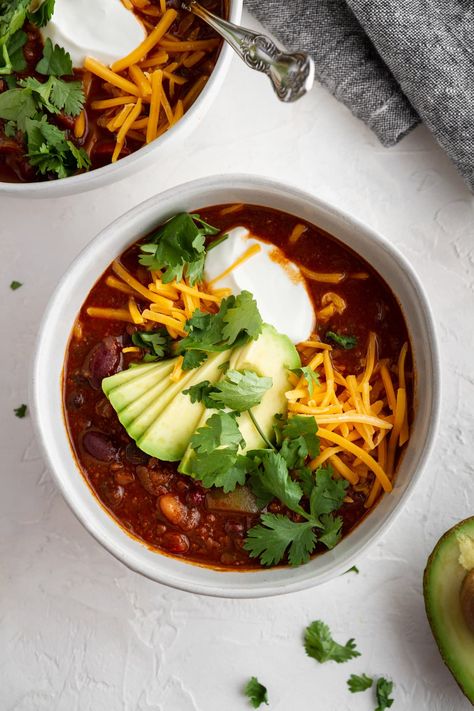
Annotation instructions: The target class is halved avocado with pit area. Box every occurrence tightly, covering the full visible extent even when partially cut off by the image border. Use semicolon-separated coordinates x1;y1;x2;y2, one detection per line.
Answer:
424;517;474;705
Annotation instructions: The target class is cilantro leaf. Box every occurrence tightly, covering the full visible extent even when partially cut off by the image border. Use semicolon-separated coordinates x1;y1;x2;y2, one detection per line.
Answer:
6;29;26;72
309;466;348;521
20;75;84;116
244;677;269;708
244;514;316;566
375;678;394;711
14;403;27;418
304;620;360;664
190;412;244;454
183;379;219;408
35;38;72;76
278;415;320;469
291;366;320;397
191;451;249;493
10;280;22;290
318;513;344;549
0;0;30;73
209;369;272;412
221;291;263;345
28;0;55;27
139;212;219;285
248;450;303;513
24;116;90;178
345;565;359;574
326;330;357;350
0;87;36;131
178;291;263;364
347;673;373;693
131;329;170;360
182;349;207;370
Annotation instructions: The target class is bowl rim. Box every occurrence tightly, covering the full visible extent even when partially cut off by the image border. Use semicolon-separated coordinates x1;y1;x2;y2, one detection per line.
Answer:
0;0;243;199
31;173;441;597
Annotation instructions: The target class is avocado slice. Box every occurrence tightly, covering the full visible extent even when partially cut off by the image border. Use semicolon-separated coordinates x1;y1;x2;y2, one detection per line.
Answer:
234;323;300;450
102;359;176;410
424;517;474;704
178;323;301;474
136;350;231;461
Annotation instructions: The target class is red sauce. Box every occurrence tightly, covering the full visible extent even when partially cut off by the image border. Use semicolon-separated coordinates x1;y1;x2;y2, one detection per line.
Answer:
0;1;225;183
63;205;412;569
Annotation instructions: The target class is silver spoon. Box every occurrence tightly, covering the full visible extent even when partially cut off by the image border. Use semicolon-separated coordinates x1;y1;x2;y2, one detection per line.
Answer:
180;1;315;103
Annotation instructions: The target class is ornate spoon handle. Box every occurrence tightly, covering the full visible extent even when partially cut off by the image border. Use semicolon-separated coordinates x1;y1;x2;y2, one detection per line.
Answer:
182;1;315;103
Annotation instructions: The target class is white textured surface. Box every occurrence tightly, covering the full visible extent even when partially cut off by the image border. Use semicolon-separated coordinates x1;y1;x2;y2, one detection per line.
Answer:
1;10;473;710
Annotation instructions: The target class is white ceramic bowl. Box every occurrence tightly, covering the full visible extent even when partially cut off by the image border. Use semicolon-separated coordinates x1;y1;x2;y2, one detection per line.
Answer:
1;1;242;199
32;174;440;597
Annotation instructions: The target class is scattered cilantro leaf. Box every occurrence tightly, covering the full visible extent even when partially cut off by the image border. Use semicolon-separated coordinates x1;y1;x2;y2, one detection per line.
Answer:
244;514;316;566
291;365;320;396
131;329;171;360
191;412;244;454
6;29;26;72
14;403;27;418
345;565;359;574
139;212;219;285
296;465;316;497
244;677;269;708
209;369;272;412
347;673;373;693
35;37;72;76
178;291;263;365
304;620;360;664
309;467;348;521
10;280;22;290
375;678;394;711
326;330;357;350
28;0;55;27
248;450;303;513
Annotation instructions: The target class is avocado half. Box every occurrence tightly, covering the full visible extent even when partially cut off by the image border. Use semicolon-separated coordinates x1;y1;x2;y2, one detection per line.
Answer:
424;517;474;705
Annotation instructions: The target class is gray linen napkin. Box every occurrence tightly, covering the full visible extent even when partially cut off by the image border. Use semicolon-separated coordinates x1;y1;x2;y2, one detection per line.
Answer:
245;0;474;190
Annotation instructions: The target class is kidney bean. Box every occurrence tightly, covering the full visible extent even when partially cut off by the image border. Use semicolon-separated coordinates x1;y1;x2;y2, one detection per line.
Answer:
136;466;171;496
82;430;119;462
124;443;148;466
159;495;188;526
161;532;190;554
84;336;122;389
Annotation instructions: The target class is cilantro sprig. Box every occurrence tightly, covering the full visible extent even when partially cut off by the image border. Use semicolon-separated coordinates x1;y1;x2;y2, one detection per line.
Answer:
244;677;269;708
185;369;272;412
304;620;360;664
179;290;263;369
28;0;56;29
139;212;223;285
131;328;171;361
291;365;320;396
375;677;394;711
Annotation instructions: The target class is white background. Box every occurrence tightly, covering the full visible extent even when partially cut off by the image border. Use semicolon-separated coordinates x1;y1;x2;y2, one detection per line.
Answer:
2;9;473;711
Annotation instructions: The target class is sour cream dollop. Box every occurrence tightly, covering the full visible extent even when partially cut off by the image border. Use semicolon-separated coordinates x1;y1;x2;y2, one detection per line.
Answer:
204;227;316;344
41;0;146;67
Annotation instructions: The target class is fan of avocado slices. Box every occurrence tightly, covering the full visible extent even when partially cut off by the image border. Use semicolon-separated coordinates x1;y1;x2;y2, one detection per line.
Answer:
424;517;474;705
103;323;299;463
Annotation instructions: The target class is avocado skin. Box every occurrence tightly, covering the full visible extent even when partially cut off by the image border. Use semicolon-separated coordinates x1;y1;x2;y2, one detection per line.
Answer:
423;516;474;706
